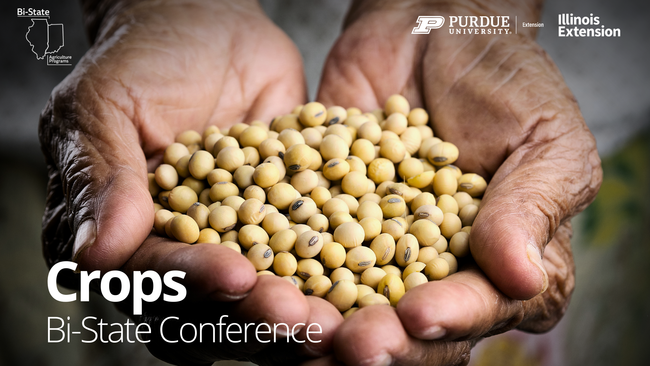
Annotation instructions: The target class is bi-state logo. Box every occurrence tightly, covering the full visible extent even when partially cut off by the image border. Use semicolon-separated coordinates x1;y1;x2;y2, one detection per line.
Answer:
18;7;72;66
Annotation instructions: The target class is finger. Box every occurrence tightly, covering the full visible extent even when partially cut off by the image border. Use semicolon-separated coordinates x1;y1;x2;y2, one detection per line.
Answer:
397;267;523;341
40;85;154;273
296;297;344;357
249;296;343;364
470;125;600;299
316;11;421;110
333;305;473;366
517;221;575;333
122;236;257;301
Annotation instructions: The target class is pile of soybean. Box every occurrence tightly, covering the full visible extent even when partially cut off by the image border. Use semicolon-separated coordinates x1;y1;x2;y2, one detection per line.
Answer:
150;95;486;316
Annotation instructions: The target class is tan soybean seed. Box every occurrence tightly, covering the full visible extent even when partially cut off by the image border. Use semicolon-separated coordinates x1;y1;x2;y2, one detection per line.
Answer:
207;168;233;186
289;197;318;224
291;169;318;194
440;213;462;238
297;258;324;280
221;230;239;243
209;181;239;202
345;246;376;273
187;202;210;229
215;147;245;173
273;251;298;276
459;204;479;226
247;244;274;271
299;102;327;127
367;158;396;184
380;194;406;218
458;173;488;197
320;135;349;161
437;194;459;215
197;228;221;244
360;267;387;289
239;126;267;148
243;185;266;202
222;195;245;211
208;205;238;232
253;163;280;188
428;142;459;166
381;218;406;241
409;219;441;247
284;144;313;172
333;222;365;249
238;198;266;225
384;94;410;116
155;164;179;191
413;204;444;225
341;171;368;198
438;252;458;274
359;293;390;308
326;280;358;312
168;186;198;213
154;209;175;235
453;192;474;210
320;242;346;269
433;168;458;196
402;262;426;280
164;143;190;166
295;230;324;259
303;275;332;297
269;229;297;253
322;158;350;181
418;247;439;264
307;214;329;233
449;231;470;258
425;258;450;280
395;234;419;267
377;274;405;307
404;272;428;291
170;215;200;244
407;108;429;126
359;217;382;241
310;186;332;208
258;139;286;160
233;165;255;189
239;225;270;250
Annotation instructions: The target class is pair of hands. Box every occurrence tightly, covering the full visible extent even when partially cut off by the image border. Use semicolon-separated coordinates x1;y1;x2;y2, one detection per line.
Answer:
39;0;602;365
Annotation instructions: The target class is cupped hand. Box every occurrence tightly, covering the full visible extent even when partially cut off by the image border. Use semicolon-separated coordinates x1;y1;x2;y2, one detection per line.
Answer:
39;0;341;363
315;1;602;364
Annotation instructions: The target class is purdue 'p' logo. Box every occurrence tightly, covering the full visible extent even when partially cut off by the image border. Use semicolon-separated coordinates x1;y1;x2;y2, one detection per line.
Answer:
412;16;445;34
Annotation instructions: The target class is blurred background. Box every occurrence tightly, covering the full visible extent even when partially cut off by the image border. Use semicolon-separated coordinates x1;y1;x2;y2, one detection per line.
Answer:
0;0;648;365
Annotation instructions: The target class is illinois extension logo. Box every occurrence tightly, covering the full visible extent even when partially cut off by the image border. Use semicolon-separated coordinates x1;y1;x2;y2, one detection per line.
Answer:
18;7;73;66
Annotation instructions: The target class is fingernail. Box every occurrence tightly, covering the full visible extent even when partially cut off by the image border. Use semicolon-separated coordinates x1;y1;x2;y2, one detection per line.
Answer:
210;291;249;302
526;244;548;294
364;353;392;366
422;325;446;340
274;323;304;338
72;220;97;263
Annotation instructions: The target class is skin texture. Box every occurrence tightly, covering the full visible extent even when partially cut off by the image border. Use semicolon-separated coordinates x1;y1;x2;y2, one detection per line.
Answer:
313;0;602;364
39;0;601;365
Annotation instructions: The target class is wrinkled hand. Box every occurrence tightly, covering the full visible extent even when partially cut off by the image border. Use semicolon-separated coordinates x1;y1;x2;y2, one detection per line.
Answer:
39;0;341;364
314;1;602;364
